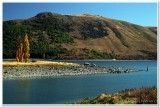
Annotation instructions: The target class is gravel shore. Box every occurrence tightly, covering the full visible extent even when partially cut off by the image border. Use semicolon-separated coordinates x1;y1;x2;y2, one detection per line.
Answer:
3;65;141;79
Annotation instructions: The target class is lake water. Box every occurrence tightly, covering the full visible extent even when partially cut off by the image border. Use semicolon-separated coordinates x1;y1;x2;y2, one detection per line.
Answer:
3;60;157;104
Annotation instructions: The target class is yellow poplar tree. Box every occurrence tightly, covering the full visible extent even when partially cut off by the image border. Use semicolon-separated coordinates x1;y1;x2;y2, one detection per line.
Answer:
23;34;30;62
16;36;24;62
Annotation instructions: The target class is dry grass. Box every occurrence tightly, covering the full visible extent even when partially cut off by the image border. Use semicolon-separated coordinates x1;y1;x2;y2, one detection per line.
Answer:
76;87;157;104
3;61;79;67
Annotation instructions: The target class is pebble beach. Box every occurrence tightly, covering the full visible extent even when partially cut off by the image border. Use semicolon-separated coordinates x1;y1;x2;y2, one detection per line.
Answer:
3;61;141;79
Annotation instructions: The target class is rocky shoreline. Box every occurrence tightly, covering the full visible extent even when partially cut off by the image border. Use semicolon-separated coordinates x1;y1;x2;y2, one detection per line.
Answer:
3;64;144;79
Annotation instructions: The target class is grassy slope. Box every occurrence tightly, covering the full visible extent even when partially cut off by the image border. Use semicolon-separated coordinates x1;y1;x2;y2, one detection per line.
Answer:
76;87;157;104
62;15;156;58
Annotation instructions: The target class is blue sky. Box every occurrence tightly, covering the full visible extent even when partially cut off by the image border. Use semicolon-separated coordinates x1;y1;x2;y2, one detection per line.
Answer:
3;3;157;26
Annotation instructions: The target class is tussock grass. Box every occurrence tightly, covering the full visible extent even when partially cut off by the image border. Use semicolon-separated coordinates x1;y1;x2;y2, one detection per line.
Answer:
3;61;79;67
76;87;157;104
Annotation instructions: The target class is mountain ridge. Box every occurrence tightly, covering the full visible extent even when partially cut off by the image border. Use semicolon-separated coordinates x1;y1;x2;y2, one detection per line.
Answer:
3;12;157;60
5;12;157;28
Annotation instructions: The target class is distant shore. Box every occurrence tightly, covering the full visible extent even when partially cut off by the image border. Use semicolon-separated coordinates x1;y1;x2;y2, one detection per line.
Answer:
3;58;156;62
3;60;144;79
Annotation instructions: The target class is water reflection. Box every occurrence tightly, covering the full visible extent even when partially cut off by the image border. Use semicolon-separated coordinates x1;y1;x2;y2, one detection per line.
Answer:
15;79;31;103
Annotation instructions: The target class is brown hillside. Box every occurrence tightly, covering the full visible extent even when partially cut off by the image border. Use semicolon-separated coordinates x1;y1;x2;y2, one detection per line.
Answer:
3;12;157;60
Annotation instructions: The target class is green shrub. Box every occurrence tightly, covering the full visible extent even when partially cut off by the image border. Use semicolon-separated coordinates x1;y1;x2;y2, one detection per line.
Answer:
47;30;74;43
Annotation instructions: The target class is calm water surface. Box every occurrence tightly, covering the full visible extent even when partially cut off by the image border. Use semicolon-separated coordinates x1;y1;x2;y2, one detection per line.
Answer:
3;61;157;104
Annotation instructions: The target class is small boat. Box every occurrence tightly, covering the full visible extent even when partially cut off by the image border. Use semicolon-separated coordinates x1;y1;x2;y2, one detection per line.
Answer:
91;63;96;67
84;62;90;66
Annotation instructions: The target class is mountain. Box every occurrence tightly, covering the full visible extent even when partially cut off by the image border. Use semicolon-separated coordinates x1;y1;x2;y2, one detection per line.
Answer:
3;12;157;60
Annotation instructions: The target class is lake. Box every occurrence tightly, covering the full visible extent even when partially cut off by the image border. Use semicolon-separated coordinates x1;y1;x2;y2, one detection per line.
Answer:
3;60;157;104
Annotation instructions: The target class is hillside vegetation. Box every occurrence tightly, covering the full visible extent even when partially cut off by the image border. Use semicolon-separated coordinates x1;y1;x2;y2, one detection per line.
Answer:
3;12;157;60
76;87;157;104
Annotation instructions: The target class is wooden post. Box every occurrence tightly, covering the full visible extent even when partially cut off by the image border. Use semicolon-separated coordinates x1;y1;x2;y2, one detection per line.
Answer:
146;67;148;72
